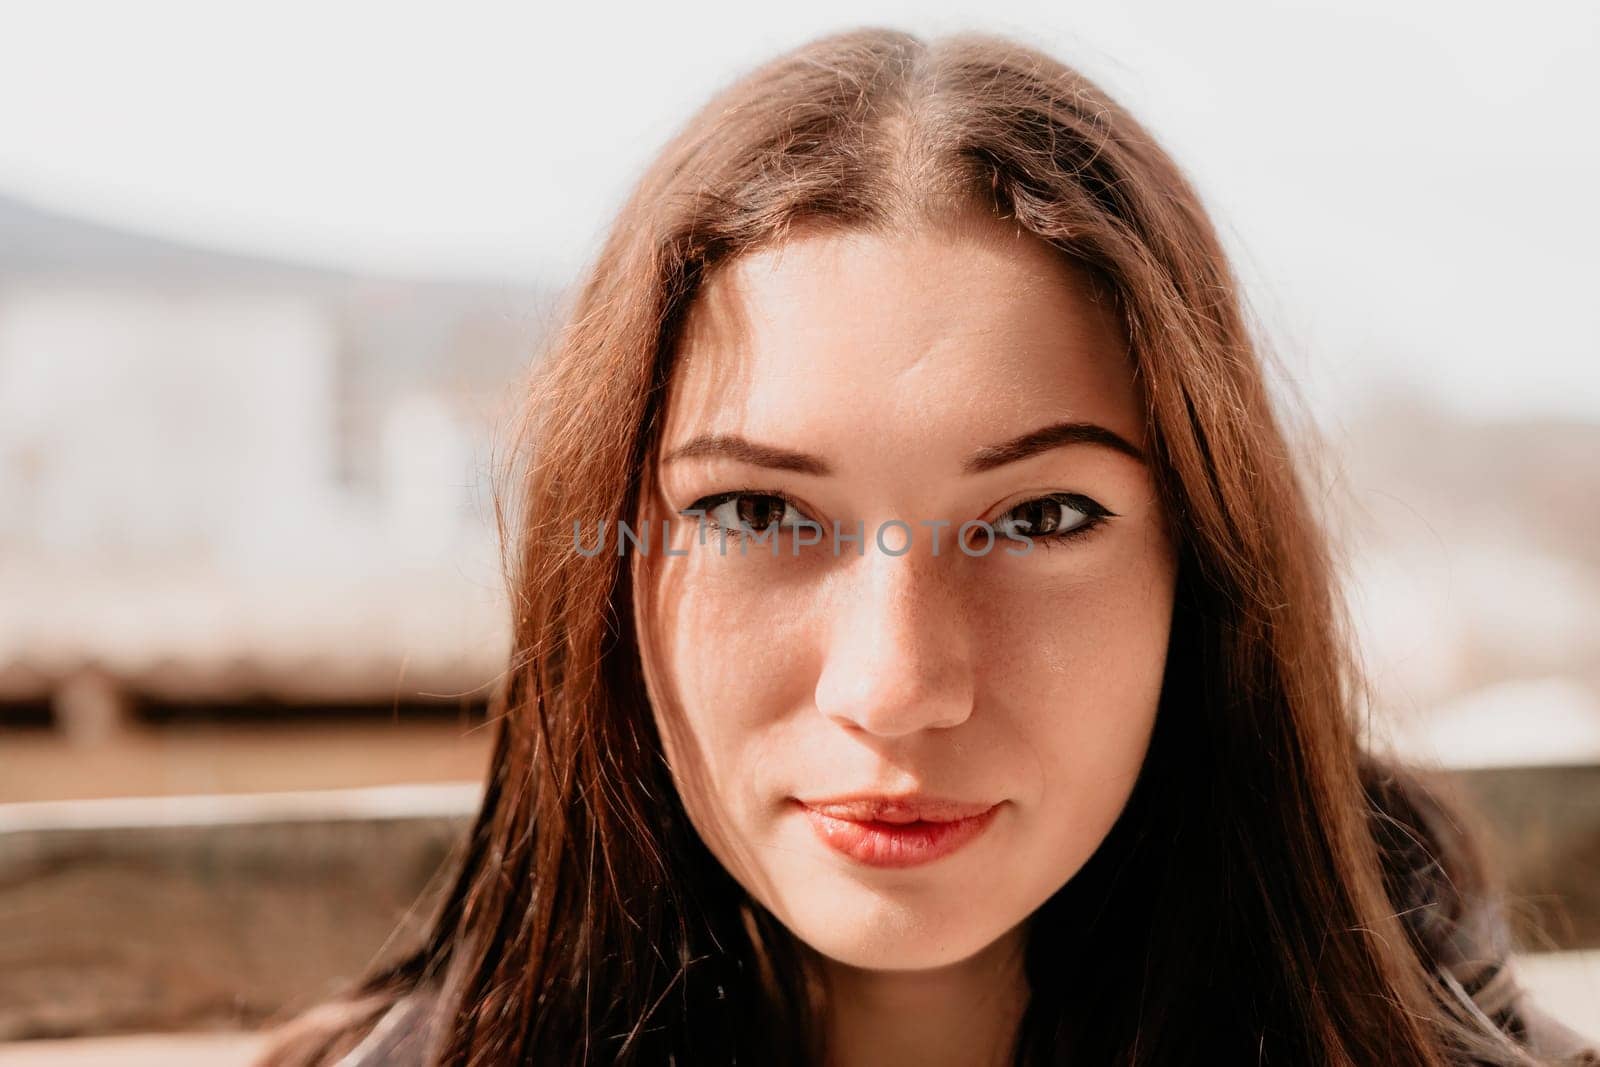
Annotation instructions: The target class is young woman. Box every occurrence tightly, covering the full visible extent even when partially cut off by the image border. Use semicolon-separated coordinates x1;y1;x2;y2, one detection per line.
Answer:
258;26;1596;1067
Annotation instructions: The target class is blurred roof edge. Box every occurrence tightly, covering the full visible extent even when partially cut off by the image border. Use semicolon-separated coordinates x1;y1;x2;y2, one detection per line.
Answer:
0;189;541;297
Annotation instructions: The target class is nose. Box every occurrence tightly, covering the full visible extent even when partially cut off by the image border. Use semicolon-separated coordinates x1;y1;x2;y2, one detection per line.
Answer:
813;536;976;738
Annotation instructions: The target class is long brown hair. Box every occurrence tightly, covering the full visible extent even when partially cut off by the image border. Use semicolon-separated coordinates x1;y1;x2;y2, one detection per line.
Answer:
257;26;1577;1066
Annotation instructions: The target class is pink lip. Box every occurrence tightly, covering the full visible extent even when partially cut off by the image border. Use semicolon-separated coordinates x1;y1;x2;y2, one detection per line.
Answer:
794;795;1002;868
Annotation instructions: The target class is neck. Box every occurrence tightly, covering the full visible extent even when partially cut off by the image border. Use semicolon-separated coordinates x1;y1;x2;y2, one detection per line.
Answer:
809;923;1031;1067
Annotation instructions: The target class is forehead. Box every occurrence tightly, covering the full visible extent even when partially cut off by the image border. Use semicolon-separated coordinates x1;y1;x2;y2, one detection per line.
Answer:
661;217;1143;459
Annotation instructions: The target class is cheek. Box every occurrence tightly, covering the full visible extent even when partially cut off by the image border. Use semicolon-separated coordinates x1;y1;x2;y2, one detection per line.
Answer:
637;549;820;877
979;545;1175;859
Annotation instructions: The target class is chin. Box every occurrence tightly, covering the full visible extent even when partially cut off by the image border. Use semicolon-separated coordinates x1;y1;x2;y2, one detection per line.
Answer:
776;877;1020;971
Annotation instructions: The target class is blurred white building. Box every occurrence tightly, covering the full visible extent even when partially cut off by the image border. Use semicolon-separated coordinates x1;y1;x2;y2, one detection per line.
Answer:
0;194;540;709
0;283;337;562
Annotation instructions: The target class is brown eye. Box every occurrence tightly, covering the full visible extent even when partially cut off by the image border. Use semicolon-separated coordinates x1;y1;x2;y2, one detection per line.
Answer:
731;494;789;532
688;491;813;539
993;494;1112;546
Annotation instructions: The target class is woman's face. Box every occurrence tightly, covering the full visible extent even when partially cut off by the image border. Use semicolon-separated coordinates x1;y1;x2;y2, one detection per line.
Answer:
631;211;1178;972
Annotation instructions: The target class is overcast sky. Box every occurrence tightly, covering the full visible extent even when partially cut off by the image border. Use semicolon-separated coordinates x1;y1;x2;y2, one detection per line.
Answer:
2;0;1596;420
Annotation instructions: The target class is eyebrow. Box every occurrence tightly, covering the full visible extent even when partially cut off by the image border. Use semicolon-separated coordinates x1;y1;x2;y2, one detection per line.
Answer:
964;420;1147;473
661;419;1146;476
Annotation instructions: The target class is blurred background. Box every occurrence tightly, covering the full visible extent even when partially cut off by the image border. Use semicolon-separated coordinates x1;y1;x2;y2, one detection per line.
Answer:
0;0;1595;1062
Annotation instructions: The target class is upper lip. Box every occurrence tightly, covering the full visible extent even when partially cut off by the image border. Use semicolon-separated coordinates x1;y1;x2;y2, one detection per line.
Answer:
795;793;998;824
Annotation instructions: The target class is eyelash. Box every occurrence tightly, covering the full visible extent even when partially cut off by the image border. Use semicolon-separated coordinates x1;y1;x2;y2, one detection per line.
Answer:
998;493;1114;549
680;488;810;544
678;490;1115;550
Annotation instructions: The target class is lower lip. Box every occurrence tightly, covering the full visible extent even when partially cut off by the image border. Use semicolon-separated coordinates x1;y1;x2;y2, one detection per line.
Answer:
797;802;1001;868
